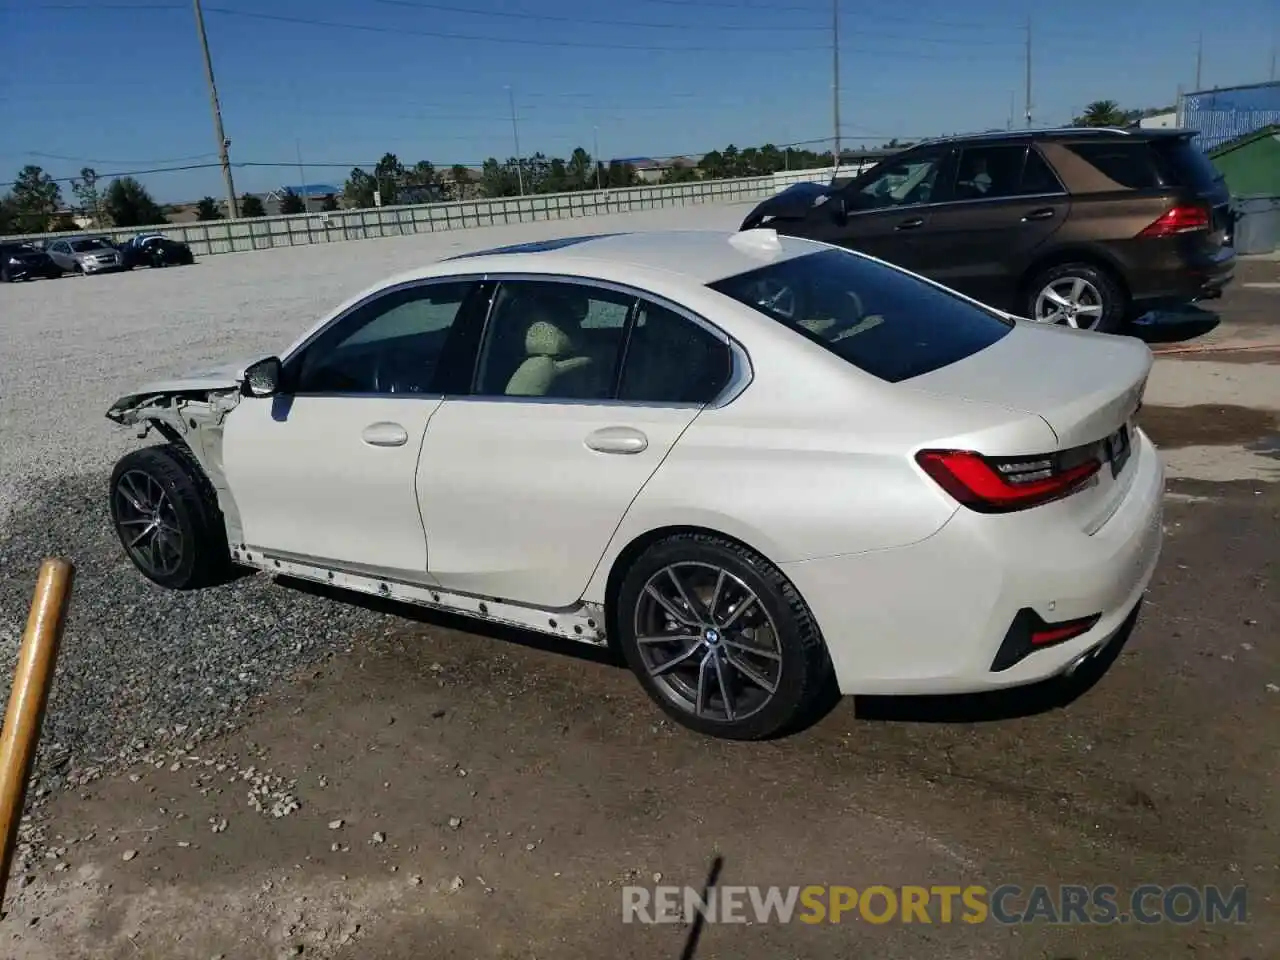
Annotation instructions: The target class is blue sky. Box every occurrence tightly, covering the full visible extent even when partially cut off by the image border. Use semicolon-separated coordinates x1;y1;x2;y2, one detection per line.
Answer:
0;0;1276;202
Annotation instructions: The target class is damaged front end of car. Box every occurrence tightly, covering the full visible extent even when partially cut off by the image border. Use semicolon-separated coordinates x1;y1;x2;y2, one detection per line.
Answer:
105;365;249;545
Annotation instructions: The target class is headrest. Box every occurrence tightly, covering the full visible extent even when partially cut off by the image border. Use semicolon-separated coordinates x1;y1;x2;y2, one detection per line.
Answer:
525;320;577;357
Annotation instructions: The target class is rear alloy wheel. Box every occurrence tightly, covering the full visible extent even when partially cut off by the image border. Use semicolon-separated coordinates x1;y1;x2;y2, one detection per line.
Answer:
1025;263;1125;334
616;533;834;740
109;444;231;590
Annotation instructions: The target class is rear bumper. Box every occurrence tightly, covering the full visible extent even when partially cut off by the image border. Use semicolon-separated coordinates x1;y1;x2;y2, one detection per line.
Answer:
781;429;1165;696
1129;244;1236;311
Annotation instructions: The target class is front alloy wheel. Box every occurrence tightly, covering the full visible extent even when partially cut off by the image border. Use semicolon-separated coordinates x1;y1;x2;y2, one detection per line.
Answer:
109;444;232;590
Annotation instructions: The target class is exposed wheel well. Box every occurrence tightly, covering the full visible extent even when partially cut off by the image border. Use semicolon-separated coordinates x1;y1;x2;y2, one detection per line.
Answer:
1017;250;1131;313
602;524;777;651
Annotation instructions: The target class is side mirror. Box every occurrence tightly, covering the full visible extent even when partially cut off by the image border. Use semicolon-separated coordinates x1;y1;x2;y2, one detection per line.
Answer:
243;356;283;398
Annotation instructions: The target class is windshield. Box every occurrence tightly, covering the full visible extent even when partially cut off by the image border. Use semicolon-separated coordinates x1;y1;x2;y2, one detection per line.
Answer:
708;248;1014;383
70;238;111;252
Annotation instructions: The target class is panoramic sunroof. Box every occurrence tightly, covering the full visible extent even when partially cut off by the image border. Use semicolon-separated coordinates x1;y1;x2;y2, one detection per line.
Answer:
443;233;628;259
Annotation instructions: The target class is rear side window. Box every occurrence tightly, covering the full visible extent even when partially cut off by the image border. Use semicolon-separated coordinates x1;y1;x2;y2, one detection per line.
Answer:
1061;141;1160;189
708;248;1013;383
1149;139;1224;191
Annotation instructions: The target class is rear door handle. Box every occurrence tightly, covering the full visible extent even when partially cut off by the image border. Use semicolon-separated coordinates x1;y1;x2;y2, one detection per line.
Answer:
895;217;925;231
1022;207;1056;221
361;421;409;447
585;425;649;455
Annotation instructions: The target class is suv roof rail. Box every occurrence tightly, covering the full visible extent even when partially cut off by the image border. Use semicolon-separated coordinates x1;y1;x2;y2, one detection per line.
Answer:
913;126;1139;147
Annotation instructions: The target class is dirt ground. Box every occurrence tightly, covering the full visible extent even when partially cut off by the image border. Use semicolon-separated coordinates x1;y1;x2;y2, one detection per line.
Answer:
3;263;1278;960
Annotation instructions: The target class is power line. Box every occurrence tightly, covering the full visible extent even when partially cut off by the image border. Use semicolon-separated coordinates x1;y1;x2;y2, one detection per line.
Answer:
23;151;219;165
371;0;826;32
196;5;1018;58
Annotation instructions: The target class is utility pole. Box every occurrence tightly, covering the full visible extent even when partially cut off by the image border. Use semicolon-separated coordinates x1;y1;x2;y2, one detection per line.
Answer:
593;125;603;191
295;140;307;211
1007;91;1015;130
192;0;238;218
1195;33;1203;90
832;0;841;174
506;85;525;196
1024;16;1033;128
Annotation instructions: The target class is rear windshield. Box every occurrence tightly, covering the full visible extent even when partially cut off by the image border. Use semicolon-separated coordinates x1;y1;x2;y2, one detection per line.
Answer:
708;247;1013;383
1150;138;1224;191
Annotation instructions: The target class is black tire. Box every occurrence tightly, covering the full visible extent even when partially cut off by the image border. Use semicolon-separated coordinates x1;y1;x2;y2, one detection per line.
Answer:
1022;262;1127;334
614;533;834;740
0;268;9;283
108;443;231;590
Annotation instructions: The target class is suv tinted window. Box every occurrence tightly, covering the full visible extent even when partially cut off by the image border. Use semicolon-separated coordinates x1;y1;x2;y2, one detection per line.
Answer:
1021;148;1065;193
1149;138;1223;191
850;147;950;209
619;301;733;404
1062;141;1160;189
952;145;1029;200
709;248;1012;383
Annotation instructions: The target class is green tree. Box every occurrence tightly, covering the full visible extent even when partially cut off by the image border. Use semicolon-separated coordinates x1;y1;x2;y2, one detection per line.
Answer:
1074;99;1128;127
479;158;521;198
660;165;699;184
566;147;593;190
448;164;473;200
71;167;108;227
321;193;339;212
103;177;166;228
239;193;266;217
9;165;62;233
699;150;726;180
0;194;15;234
195;196;222;220
278;188;305;215
606;161;638;188
342;167;377;208
374;153;406;204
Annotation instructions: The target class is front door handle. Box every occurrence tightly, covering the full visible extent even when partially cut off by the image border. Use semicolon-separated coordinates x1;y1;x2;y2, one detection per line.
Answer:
361;421;409;447
585;425;649;455
1022;207;1056;221
895;217;925;231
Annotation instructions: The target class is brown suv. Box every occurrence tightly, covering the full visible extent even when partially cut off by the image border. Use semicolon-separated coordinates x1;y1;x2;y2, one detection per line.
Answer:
740;128;1236;334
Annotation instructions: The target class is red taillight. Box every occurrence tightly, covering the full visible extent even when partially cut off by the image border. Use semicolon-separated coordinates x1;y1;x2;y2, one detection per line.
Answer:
1031;615;1100;646
915;449;1101;513
1137;204;1209;238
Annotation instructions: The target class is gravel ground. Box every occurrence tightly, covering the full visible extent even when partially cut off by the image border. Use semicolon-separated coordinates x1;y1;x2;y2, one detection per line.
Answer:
0;201;748;868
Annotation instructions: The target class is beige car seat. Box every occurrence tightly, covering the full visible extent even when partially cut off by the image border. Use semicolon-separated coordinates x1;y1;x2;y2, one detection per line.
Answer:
504;313;595;397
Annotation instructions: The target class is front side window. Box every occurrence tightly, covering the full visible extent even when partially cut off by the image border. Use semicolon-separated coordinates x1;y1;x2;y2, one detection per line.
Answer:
708;248;1013;383
618;300;733;404
292;280;476;394
850;148;950;209
473;280;634;399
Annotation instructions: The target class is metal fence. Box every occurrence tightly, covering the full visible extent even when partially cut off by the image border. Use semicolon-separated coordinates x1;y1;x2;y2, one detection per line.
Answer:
4;167;839;258
1177;81;1280;152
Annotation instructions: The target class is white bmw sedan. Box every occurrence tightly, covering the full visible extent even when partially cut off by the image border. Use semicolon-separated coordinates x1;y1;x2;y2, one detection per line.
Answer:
105;228;1164;740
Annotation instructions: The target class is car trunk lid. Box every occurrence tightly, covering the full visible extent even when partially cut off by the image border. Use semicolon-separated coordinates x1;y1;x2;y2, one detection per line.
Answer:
902;321;1153;531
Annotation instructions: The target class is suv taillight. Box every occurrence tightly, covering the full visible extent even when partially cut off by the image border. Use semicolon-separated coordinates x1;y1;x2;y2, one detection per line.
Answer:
1137;204;1210;238
915;449;1101;513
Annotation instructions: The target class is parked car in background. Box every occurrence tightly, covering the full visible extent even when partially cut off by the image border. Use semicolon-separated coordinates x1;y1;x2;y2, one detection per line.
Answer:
741;127;1235;334
44;236;126;275
119;232;196;269
103;229;1163;741
0;241;63;281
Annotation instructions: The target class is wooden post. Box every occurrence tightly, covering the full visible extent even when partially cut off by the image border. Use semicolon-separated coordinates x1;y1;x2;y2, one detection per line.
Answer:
0;558;74;910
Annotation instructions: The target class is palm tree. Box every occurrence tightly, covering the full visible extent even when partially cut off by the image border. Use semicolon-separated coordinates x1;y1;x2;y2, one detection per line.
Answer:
1075;100;1128;128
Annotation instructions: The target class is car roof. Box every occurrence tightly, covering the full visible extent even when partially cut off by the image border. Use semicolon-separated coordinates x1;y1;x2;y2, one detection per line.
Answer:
422;229;824;285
